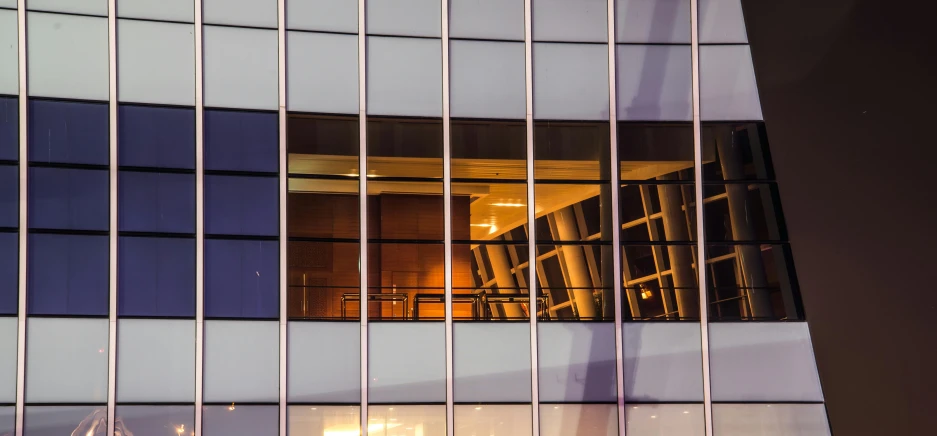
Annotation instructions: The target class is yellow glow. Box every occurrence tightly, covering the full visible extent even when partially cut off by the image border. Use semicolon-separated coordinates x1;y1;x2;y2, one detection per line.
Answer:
470;223;493;227
490;202;525;208
175;425;185;435
322;422;402;436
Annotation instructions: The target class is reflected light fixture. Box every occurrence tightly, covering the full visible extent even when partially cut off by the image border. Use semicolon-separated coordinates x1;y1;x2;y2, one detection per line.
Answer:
490;202;525;207
640;288;653;300
228;403;235;411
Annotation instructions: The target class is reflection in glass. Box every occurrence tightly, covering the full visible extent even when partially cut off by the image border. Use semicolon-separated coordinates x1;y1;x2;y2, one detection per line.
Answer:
203;405;278;436
367;183;445;241
288;405;360;436
24;406;109;436
116;405;194;436
712;404;830;436
367;243;444;320
454;405;532;436
367;405;446;436
288;241;360;320
451;119;526;180
367;117;443;179
627;404;705;436
539;404;617;436
703;183;783;242
621;244;700;320
536;244;612;321
288;114;359;178
454;243;531;320
534;121;610;181
701;123;772;181
619;182;697;242
707;244;801;320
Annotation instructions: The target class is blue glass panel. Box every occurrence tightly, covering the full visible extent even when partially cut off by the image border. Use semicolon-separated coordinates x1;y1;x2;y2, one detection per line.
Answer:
0;232;16;314
28;167;109;231
204;110;278;172
28;233;108;316
119;171;195;234
28;99;108;165
0;97;16;161
118;105;196;169
118;236;195;317
0;164;16;228
204;175;278;236
205;239;278;319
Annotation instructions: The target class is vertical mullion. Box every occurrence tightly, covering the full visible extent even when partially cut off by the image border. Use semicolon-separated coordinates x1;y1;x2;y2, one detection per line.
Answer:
277;0;287;434
194;0;205;434
523;0;539;435
357;0;368;433
690;0;714;434
441;0;454;432
106;0;118;434
14;0;27;434
605;0;626;435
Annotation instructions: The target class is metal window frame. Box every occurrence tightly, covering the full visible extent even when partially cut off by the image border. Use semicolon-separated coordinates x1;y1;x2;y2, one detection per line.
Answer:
523;0;540;435
357;0;368;433
14;0;27;435
195;0;206;433
106;0;118;434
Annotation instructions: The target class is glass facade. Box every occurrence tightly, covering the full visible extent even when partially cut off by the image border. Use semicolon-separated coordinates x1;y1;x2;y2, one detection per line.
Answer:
0;0;829;435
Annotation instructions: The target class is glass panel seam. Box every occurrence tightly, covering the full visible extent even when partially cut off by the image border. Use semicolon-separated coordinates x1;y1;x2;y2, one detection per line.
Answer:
195;0;205;434
441;0;454;434
277;0;287;435
523;1;539;435
15;1;27;435
357;0;368;432
107;1;118;434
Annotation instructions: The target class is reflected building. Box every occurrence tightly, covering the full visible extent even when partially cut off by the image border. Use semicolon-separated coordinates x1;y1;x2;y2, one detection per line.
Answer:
0;0;829;435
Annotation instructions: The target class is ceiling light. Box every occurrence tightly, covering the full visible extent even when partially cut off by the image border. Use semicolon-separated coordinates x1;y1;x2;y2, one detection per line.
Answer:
470;223;493;227
490;202;525;207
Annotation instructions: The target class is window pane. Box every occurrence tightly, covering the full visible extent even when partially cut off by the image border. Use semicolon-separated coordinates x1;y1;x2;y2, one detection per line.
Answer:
0;318;15;402
627;404;705;436
616;0;691;43
203;26;278;110
289;406;360;436
532;0;608;43
536;243;613;321
0;97;17;161
287;0;357;33
203;0;277;28
288;113;360;170
118;104;195;169
0;406;11;435
712;404;831;436
117;319;195;402
205;175;278;237
538;322;617;402
706;243;799;321
0;11;16;96
26;318;108;403
534;121;610;180
287;241;359;320
287;32;358;115
118;20;195;106
449;40;525;119
204;109;278;172
0;165;15;228
28;99;108;165
449;0;524;41
27;13;108;101
288;322;360;403
533;43;609;120
203;405;278;436
367;37;442;117
118;237;195;317
367;405;446;436
205;239;278;319
368;186;444;241
369;322;445;403
0;233;15;314
616;45;692;121
451;119;526;179
367;117;443;177
700;45;762;121
368;243;444;320
366;0;440;38
701;123;773;181
203;320;279;402
454;405;531;436
699;0;748;43
453;323;531;402
539;404;617;436
116;406;194;436
28;167;109;231
453;243;530;321
28;234;108;316
28;0;106;15
623;322;703;401
119;171;196;234
118;0;194;22
24;406;107;436
703;183;783;241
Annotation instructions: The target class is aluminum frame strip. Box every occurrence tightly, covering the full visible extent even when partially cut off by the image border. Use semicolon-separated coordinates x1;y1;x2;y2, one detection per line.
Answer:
605;0;627;434
277;0;288;434
690;0;715;434
523;0;540;434
106;1;118;433
14;1;27;435
357;0;368;432
194;0;205;434
440;0;454;434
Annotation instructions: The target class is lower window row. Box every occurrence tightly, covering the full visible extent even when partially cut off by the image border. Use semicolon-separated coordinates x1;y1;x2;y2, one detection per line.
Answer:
0;403;829;436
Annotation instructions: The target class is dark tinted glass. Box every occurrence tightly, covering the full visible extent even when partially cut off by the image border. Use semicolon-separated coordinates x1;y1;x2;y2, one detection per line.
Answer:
367;117;443;178
118;236;196;317
205;239;279;319
287;241;360;320
0;164;16;228
367;242;444;320
118;171;195;234
204;109;279;172
288;114;359;177
0;232;16;314
118;104;195;169
451;119;526;180
453;242;531;321
707;243;802;321
534;121;610;181
535;243;613;321
702;123;774;181
28;167;108;231
27;234;108;316
288;189;359;239
619;182;697;242
0;97;17;161
703;183;785;241
28;99;108;165
204;175;278;237
367;187;445;241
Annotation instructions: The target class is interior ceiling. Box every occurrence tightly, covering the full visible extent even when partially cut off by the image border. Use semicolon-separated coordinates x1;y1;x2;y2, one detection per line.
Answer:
289;154;697;240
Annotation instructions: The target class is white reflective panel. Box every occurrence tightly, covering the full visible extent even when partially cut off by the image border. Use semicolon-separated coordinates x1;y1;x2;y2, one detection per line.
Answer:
287;0;357;33
118;20;195;106
287;31;358;114
24;406;106;436
623;322;703;401
449;0;524;41
366;36;442;117
368;322;445;403
700;45;763;121
699;0;748;43
0;318;14;403
0;10;16;96
616;45;691;121
116;406;195;436
203;320;279;402
26;318;108;403
533;43;609;121
454;405;532;436
203;0;277;28
28;0;106;15
709;322;824;402
116;319;195;403
203;405;278;436
117;0;194;22
627;404;705;436
288;322;360;403
449;40;525;119
616;0;690;43
367;405;446;436
0;1;14;8
203;26;278;110
0;406;11;435
453;323;531;402
537;322;617;402
712;404;831;436
366;0;440;38
532;0;608;43
27;12;109;101
539;404;617;436
288;406;360;436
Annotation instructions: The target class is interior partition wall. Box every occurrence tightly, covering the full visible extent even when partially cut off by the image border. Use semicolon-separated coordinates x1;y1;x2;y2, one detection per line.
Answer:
2;0;830;435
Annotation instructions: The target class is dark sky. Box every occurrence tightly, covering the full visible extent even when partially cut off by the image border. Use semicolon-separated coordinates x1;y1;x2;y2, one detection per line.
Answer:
741;0;937;434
